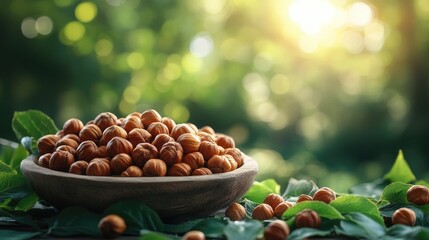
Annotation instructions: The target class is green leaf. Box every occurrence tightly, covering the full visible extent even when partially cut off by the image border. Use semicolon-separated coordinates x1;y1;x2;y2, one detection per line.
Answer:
288;228;332;240
0;161;16;174
223;219;263;240
335;212;385;239
103;199;164;235
12;110;58;141
331;195;384;225
349;178;388;199
282;201;344;220
191;217;227;239
49;206;101;237
14;192;39;211
282;178;319;198
241;198;259;219
243;179;281;203
0;174;27;196
0;230;41;240
140;230;178;240
9;145;29;174
384;224;429;239
384;150;416;183
379;182;412;204
164;219;205;234
0;209;40;229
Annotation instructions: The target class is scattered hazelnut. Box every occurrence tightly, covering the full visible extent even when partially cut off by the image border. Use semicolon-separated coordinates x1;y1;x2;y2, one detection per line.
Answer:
100;125;128;146
274;202;293;218
252;203;274;220
106;137;133;158
182;230;205;240
295;209;321;228
75;140;98;161
192;168;213;176
161;117;176;133
94;112;118;131
121;166;144;177
225;203;246;221
171;124;195;140
182;152;205;171
132;143;158;168
49;151;75;172
98;214;126;239
177;133;201;154
297;194;313;203
167;163;192;176
263;193;285;211
140;109;162;127
313;187;336;204
69;160;89;175
407;185;429;205
207;155;234;173
151;133;174;151
37;134;60;155
143;159;167;176
159;142;184;166
215;134;235;149
264;220;290;240
110;153;133;175
147;122;169;138
63;118;84;135
392;207;416;226
199;141;221;161
79;124;102;143
86;158;111;176
37;153;52;168
121;116;143;132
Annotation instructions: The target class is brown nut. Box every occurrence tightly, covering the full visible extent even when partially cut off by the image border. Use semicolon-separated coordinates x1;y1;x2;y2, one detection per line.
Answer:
199;141;221;161
37;134;60;155
167;163;192;176
55;138;79;150
225;202;246;221
75;140;98;162
161;117;176;133
37;153;52;168
264;220;290;240
313;187;336;204
49;151;75;172
192;168;213;176
86;158;111;176
106;137;133;158
183;152;205;171
69;160;89;175
110;153;133;175
252;203;274;220
151;133;174;151
97;145;108;158
177;133;201;154
143;159;167;176
392;207;416;226
263;193;285;211
79;124;102;144
127;128;152;147
297;194;313;203
407;185;429;205
56;130;65;138
295;209;321;228
200;126;215;135
147;122;169;138
224;148;244;167
182;230;205;240
171;123;195;140
159;141;184;166
132;143;158;168
94;112;118;131
63;118;84;135
98;214;126;239
186;123;199;135
55;145;76;155
121;116;143;132
224;154;238;171
62;133;80;143
207;155;233;173
215;134;235;149
127;112;141;118
100;125;128;146
140;109;162;127
274;202;293;218
197;132;216;143
121;165;144;177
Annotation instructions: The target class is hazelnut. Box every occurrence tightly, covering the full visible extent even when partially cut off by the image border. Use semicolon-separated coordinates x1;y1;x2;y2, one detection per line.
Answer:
215;134;235;149
79;124;102;143
224;148;244;167
106;137;133;158
49;151;75;172
98;214;126;239
63;118;84;135
110;153;133;175
140;109;162;127
55;145;76;155
186;123;199;135
151;133;174;151
297;194;313;203
86;158;111;176
121;116;143;132
199;141;221;161
207;155;234;173
127;112;141;118
264;220;290;240
159;142;184;166
313;187;336;204
274;202;293;218
147;122;169;138
94;112;118;131
171;124;195;140
182;230;205;240
69;160;89;175
161;117;176;133
37;153;52;168
143;159;167;177
263;193;285;210
177;133;201;154
62;134;80;143
37;134;60;155
55;138;79;150
97;145;108;158
182;152;205;171
100;125;128;146
392;207;416;226
200;126;215;135
197;132;215;143
168;163;192;176
225;202;246;221
85;120;95;125
192;168;213;176
407;185;429;205
252;203;274;220
223;154;238;171
116;117;124;125
127;128;152;147
121;166;144;177
295;209;321;228
132;143;158;168
56;130;65;138
75;140;98;161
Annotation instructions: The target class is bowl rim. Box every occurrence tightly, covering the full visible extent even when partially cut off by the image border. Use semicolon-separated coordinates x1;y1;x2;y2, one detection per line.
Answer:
21;154;258;184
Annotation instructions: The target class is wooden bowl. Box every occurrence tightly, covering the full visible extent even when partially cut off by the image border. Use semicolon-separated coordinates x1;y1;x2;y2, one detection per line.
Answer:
20;155;258;220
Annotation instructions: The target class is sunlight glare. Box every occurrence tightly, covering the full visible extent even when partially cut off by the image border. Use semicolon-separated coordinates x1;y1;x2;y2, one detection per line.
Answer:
348;2;373;27
288;0;335;35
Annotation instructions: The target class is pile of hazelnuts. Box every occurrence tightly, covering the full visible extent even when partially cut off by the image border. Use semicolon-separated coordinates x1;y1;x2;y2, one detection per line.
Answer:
36;109;245;177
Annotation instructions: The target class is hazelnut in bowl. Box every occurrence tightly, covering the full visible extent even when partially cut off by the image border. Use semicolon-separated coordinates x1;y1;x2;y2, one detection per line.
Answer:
20;110;258;221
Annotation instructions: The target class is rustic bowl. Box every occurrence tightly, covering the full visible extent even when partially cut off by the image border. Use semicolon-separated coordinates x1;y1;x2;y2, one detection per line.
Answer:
20;155;258;221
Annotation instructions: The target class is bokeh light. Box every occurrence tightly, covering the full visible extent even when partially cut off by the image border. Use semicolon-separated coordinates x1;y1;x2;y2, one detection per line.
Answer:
347;2;373;27
21;18;38;38
75;2;98;23
63;21;85;42
35;16;53;35
190;34;214;58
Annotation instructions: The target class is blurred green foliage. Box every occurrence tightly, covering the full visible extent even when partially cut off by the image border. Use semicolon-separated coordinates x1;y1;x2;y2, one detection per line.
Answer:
1;0;428;191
